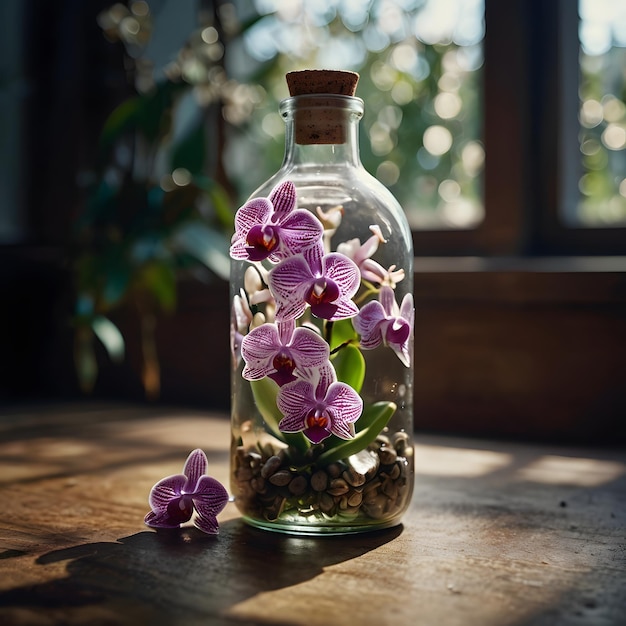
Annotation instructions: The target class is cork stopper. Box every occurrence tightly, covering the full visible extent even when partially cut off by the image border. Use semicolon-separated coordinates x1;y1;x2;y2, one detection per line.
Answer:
285;70;360;145
286;70;359;97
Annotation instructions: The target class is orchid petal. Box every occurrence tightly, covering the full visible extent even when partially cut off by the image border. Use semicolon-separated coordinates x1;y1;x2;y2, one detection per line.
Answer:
379;285;398;317
148;474;187;512
324;382;363;439
268;180;296;218
241;324;281;363
249;288;272;306
399;292;414;323
355;233;381;265
192;476;229;535
277;210;324;256
336;238;360;260
390;342;411;368
234;198;272;235
278;412;309;433
289;327;330;368
233;289;252;333
229;238;252;260
316;362;337;394
193;476;229;509
303;243;324;274
323;253;360;299
352;300;386;349
269;255;313;321
313;298;359;321
277;380;316;433
243;365;276;381
144;509;181;529
360;259;389;284
277;319;296;343
274;297;309;323
193;507;220;535
183;449;208;491
303;424;331;443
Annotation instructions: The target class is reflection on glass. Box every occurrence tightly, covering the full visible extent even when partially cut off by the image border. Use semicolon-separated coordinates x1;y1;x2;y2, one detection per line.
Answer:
232;0;485;230
576;0;626;226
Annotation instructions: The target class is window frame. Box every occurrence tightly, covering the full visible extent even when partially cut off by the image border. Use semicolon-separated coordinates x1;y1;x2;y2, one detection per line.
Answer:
413;0;626;258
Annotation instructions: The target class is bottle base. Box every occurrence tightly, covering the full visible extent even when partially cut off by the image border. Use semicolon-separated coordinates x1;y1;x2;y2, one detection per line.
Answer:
240;514;403;536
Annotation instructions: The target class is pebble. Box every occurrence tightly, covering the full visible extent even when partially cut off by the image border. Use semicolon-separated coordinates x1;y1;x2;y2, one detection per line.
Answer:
268;469;292;486
311;470;329;492
233;431;413;524
378;445;398;465
260;455;282;479
288;475;308;496
327;478;350;496
343;467;366;487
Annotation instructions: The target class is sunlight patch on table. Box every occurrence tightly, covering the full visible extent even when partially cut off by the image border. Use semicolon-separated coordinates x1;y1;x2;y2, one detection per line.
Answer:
514;455;626;486
414;444;513;477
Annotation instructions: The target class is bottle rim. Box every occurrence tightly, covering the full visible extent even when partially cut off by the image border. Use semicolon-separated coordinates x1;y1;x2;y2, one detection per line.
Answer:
279;94;364;117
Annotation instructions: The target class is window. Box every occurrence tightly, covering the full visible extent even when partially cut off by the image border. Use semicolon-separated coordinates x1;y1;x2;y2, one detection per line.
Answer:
4;0;624;439
234;0;485;231
566;0;626;228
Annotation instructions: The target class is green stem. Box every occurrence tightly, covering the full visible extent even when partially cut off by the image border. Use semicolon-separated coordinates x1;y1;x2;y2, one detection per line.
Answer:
354;281;380;306
330;339;358;355
324;320;334;345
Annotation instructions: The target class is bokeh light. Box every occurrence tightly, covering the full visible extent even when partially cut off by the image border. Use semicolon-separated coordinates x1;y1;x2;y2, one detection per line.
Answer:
237;0;485;230
575;0;626;226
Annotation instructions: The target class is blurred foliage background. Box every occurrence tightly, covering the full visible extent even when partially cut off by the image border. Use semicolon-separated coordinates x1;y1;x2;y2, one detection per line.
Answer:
71;0;625;398
73;0;486;397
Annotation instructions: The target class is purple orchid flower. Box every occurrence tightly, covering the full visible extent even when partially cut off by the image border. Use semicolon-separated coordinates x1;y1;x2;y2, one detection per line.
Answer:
352;285;414;367
229;181;323;263
241;319;330;386
268;251;360;322
277;364;363;443
144;449;229;535
337;225;405;287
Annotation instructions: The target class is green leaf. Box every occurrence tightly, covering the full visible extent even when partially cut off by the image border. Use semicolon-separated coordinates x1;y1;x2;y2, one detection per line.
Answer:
314;401;397;467
250;378;310;454
328;318;358;351
91;316;125;363
75;327;98;394
139;261;177;313
137;81;182;142
331;344;365;394
102;262;131;307
99;98;141;148
207;184;235;231
171;221;230;281
170;125;206;174
99;81;185;150
193;176;235;231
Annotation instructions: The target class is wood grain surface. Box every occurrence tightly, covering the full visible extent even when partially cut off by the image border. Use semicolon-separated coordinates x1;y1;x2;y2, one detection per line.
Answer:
0;403;624;625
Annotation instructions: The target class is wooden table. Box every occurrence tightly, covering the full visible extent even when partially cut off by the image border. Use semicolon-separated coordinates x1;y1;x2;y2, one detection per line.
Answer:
1;403;624;625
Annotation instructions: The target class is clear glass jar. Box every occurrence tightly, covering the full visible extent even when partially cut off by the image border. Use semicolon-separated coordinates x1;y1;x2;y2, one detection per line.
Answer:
229;78;414;535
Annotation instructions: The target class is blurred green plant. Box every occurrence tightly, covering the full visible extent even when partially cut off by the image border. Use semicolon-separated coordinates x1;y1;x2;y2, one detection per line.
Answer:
72;0;261;398
228;0;485;230
72;0;489;398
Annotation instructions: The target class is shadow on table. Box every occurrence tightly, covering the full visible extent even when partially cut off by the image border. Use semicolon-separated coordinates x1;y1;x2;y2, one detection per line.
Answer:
0;519;402;623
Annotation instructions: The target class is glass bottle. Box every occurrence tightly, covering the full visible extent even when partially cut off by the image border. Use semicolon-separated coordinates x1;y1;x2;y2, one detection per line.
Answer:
229;70;414;534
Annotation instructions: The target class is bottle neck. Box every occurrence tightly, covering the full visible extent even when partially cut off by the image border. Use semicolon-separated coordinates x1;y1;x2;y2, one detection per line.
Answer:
280;95;364;169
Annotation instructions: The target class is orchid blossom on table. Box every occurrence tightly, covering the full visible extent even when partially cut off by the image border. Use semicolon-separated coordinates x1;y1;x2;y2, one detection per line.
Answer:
145;449;229;535
230;180;414;454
